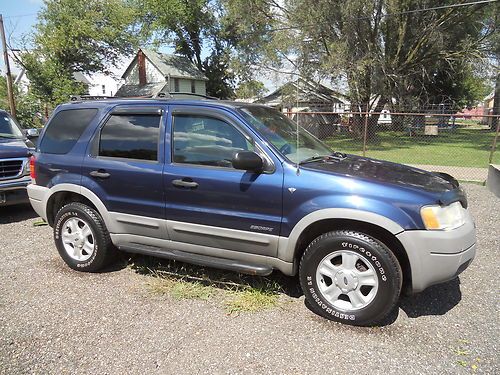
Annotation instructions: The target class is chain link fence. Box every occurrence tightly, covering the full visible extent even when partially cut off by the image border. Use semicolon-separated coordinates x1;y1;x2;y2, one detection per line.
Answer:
289;109;499;182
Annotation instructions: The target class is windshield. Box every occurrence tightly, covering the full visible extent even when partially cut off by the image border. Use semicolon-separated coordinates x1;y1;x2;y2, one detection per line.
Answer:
239;106;332;163
0;113;23;139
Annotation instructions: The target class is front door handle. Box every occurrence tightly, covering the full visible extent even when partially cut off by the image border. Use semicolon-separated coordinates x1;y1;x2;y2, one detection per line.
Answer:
90;169;110;179
172;178;198;189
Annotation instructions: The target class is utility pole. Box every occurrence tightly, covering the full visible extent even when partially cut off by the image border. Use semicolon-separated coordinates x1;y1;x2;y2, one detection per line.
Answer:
0;14;16;118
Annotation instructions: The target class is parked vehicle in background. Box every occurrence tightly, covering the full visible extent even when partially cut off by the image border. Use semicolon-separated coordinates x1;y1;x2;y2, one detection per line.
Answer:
27;96;476;326
0;110;38;207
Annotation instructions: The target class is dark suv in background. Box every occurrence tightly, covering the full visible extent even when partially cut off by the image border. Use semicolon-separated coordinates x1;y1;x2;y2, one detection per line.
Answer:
0;110;38;207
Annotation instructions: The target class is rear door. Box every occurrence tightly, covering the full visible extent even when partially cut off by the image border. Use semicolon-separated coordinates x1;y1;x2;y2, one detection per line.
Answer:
81;105;167;239
163;105;284;256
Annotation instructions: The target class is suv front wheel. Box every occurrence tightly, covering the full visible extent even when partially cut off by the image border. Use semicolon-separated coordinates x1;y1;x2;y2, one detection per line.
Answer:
299;230;402;326
53;202;117;272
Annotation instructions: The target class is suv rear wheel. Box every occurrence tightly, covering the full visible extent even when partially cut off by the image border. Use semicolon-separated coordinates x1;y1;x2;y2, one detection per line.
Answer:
299;230;402;326
53;202;118;272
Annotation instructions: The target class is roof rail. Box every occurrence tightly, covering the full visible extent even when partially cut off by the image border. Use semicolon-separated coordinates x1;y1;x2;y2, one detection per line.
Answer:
70;95;115;101
69;92;219;102
155;92;219;100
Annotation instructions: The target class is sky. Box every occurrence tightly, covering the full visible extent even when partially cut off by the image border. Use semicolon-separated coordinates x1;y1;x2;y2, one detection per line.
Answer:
0;0;42;73
0;0;286;91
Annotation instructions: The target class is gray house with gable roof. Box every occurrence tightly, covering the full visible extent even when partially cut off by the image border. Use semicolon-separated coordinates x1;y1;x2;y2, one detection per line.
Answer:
115;48;208;98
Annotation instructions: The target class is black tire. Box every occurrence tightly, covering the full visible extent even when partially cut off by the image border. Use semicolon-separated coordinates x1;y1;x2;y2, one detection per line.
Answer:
299;230;402;326
53;202;118;272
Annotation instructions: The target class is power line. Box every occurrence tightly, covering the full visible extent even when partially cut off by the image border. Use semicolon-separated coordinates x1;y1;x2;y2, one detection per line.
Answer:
2;13;38;19
243;0;499;35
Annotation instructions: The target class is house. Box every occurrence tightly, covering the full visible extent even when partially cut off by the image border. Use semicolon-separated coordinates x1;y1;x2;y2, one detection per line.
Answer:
115;48;208;98
257;79;348;113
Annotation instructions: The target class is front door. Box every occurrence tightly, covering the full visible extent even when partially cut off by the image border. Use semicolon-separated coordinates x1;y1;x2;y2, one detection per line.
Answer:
163;105;283;256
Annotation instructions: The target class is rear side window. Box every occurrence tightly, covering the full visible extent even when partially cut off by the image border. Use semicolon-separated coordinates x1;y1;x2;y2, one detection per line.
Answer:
39;109;98;154
99;114;161;161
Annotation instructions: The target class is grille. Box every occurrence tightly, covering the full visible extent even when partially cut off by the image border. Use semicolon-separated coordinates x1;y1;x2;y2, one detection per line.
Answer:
0;159;24;180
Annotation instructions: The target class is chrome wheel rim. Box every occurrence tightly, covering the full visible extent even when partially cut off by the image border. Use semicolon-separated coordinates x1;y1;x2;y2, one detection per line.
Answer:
61;217;95;261
316;250;378;311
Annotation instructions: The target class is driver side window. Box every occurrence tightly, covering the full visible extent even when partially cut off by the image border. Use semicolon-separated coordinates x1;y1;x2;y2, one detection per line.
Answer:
172;114;253;168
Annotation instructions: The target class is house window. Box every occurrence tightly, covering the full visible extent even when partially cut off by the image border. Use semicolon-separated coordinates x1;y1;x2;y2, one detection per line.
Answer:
174;78;179;92
191;80;196;93
102;85;106;95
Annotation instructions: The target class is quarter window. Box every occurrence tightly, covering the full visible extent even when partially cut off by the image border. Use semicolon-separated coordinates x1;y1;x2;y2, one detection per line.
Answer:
99;114;160;161
172;115;253;168
39;108;98;154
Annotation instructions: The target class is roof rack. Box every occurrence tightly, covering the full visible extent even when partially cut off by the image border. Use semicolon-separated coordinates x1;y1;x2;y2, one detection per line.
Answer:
70;92;219;102
155;92;219;100
70;95;116;101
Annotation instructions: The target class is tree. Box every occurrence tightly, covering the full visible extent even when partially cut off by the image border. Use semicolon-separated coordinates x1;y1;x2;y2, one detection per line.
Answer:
226;0;496;135
16;0;140;108
20;53;88;108
0;76;44;128
235;80;267;99
33;0;140;74
137;0;235;98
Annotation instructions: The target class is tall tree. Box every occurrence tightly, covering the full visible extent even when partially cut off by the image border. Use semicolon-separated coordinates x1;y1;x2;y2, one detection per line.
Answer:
18;0;140;107
137;0;235;98
226;0;495;125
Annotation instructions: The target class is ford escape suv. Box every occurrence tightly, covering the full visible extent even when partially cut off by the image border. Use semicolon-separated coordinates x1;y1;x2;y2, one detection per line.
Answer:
0;109;38;206
27;98;476;325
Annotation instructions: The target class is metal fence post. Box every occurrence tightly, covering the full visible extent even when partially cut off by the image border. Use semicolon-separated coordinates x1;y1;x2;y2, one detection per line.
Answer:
362;104;369;157
489;118;500;165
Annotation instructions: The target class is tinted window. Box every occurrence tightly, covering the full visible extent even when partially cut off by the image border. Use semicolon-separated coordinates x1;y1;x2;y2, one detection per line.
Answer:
99;114;160;161
39;109;98;154
173;115;253;168
0;112;23;139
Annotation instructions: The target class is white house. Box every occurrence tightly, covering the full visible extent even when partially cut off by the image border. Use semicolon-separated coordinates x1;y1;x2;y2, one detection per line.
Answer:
115;48;208;97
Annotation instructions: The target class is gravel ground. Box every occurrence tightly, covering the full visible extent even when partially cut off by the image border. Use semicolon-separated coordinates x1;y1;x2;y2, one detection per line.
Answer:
0;184;498;375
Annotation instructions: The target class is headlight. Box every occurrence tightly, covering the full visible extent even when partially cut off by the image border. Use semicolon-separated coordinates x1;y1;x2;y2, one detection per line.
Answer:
22;159;30;176
420;201;467;230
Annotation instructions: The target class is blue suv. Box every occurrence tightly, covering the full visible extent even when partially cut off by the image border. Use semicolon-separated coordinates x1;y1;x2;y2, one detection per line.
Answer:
27;98;476;325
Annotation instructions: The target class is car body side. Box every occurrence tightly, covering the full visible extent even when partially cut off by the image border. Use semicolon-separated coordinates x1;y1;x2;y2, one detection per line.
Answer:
28;100;477;293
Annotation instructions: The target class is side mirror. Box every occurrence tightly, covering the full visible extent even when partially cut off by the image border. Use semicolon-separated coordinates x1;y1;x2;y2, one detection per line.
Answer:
232;151;264;173
25;128;40;138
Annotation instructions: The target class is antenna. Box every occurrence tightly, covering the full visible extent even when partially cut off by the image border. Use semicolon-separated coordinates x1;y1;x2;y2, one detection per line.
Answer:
296;77;300;175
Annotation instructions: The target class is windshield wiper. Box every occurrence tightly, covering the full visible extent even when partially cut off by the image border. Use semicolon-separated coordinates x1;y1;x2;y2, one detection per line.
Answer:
299;152;347;165
0;134;18;139
299;155;331;165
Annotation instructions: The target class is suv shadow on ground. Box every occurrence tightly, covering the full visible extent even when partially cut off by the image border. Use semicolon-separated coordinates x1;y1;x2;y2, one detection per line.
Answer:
126;254;462;325
0;204;38;224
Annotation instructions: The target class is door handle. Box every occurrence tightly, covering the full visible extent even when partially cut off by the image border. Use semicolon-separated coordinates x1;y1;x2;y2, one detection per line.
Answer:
172;178;198;189
90;169;110;179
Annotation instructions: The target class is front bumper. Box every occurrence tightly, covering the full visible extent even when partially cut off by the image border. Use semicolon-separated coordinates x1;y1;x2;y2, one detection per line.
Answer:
397;211;476;293
0;177;31;206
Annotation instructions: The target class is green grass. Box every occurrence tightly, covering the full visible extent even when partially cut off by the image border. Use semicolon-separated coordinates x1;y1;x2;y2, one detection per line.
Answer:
147;274;215;300
130;256;283;313
225;283;281;314
324;128;499;168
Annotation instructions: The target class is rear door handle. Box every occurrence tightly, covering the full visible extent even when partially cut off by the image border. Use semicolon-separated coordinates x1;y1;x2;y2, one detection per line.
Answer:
90;169;110;179
172;178;198;189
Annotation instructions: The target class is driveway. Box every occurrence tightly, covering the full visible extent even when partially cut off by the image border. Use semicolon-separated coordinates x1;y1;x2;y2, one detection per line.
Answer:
0;184;498;374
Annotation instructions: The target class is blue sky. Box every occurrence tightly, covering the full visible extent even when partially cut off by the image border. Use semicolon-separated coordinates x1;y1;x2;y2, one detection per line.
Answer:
0;0;282;91
0;0;42;71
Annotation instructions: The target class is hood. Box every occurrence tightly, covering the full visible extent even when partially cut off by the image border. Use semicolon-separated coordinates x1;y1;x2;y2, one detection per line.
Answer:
0;138;33;159
305;154;457;194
